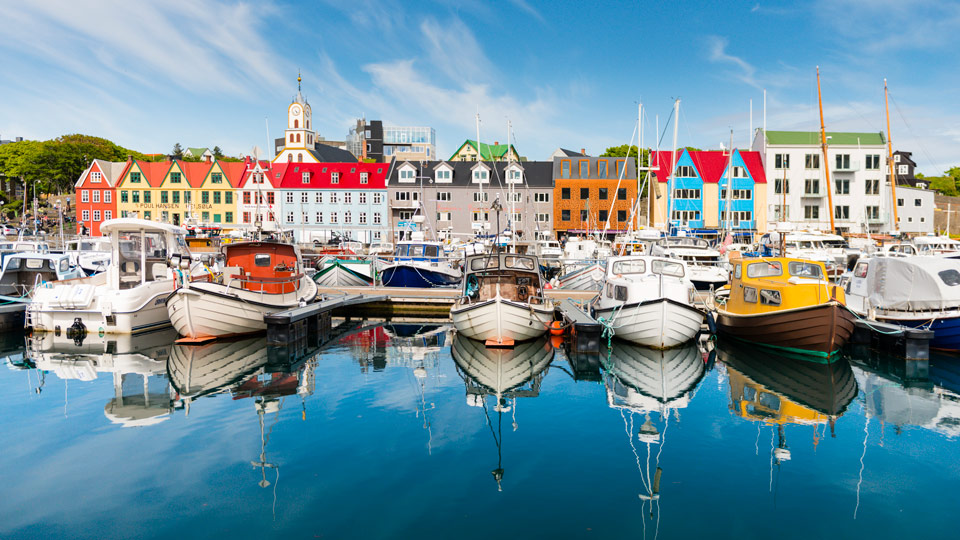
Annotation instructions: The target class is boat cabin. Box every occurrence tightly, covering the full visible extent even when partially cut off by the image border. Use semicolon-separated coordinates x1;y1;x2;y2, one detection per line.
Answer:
221;241;302;294
726;257;843;315
912;236;960;255
65;238;110;253
393;241;444;261
599;256;689;306
100;219;192;291
462;253;544;305
0;253;84;296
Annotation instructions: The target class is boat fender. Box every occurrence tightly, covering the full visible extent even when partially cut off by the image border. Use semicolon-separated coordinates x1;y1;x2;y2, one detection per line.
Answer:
705;310;717;335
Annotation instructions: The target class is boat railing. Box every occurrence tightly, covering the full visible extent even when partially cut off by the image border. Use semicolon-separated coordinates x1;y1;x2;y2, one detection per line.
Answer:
223;272;305;297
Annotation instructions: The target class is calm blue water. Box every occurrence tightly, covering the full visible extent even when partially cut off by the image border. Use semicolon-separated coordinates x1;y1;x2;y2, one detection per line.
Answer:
1;324;958;539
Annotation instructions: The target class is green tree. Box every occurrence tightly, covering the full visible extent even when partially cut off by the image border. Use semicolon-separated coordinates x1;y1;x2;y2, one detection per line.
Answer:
213;146;223;159
929;176;959;196
172;143;183;159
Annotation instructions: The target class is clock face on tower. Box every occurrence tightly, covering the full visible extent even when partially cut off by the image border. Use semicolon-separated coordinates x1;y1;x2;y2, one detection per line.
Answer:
291;106;301;116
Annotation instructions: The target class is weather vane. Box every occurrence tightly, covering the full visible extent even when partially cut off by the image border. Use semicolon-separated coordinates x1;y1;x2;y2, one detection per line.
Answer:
297;69;302;92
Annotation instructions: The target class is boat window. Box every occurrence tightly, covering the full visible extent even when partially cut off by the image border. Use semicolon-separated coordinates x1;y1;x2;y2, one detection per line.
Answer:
939;269;960;286
59;259;68;273
6;258;19;270
758;392;781;410
255;254;272;267
742;386;756;401
651;259;684;277
747;261;782;278
854;262;869;278
410;245;425;257
606;283;614;298
734;264;742;279
144;233;167;260
744;286;758;303
788;261;823;279
424;245;440;257
470;257;498;271
760;289;782;305
393;245;407;257
25;258;44;270
614;285;628;301
505;256;536;271
612;259;645;275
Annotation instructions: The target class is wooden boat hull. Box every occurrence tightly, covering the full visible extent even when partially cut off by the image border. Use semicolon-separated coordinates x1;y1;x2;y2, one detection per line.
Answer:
715;301;855;357
594;298;703;349
451;296;554;343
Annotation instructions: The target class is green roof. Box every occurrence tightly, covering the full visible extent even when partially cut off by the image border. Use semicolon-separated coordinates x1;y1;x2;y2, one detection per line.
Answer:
450;139;517;161
765;131;886;146
186;147;210;156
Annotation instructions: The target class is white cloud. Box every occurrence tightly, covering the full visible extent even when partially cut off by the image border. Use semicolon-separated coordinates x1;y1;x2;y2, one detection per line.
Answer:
706;36;760;90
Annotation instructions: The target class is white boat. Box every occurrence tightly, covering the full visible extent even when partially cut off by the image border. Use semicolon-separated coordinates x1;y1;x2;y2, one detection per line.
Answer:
593;256;704;349
312;257;374;287
27;219;191;335
64;237;112;274
166;240;318;339
0;252;85;297
167;336;268;400
555;261;605;290
451;253;554;345
534;239;563;260
604;341;705;412
649;236;728;290
912;235;960;256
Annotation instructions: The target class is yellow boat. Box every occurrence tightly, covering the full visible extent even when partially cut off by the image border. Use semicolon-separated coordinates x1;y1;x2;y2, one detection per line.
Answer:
715;257;855;357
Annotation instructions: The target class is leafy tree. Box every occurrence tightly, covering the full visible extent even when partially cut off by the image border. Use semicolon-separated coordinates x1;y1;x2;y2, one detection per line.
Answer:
213;146;223;158
928;176;959;197
172;143;183;159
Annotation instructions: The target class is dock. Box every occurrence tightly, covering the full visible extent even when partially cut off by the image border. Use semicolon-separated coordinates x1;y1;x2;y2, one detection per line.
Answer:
848;318;933;375
264;293;386;348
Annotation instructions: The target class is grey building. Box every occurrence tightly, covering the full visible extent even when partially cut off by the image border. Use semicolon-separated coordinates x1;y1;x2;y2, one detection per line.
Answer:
386;160;555;242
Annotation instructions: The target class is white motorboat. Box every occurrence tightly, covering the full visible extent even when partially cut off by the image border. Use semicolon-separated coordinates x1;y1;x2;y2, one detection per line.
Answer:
555;261;605;291
649;236;728;290
593;256;704;349
313;257;374;287
64;237;112;274
167;336;268;400
27;219;191;335
166;240;318;339
604;341;705;412
451;253;554;345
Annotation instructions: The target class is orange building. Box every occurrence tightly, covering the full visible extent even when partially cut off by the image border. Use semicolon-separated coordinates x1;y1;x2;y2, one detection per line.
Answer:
552;156;637;236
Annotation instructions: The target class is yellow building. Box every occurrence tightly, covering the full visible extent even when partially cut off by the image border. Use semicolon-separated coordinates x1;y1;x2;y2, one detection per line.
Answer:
116;159;242;226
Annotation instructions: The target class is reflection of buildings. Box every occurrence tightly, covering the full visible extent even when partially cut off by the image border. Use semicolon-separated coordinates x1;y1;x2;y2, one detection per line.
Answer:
603;342;706;535
717;339;858;467
452;334;554;491
27;329;179;427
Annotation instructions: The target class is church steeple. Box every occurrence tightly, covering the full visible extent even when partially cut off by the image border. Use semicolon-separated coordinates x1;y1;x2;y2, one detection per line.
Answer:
275;71;316;163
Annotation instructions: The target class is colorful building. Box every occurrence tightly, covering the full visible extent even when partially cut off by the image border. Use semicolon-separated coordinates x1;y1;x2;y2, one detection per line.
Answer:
651;149;767;233
449;140;520;162
237;160;284;229
75;159;127;235
552;156;638;236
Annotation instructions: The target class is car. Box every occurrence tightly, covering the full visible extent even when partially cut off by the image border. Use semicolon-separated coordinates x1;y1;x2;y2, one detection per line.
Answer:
0;226;18;236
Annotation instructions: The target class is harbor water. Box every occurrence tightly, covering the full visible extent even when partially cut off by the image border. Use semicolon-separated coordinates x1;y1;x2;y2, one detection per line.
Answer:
1;324;958;539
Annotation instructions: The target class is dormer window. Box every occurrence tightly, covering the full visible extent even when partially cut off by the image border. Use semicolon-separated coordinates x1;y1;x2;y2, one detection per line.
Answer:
472;169;489;183
436;169;452;182
507;168;522;184
302;172;310;184
399;168;416;183
360;172;369;184
90;171;102;183
331;172;340;184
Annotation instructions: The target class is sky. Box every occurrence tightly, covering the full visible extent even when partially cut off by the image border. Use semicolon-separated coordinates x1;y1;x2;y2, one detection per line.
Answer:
1;0;958;175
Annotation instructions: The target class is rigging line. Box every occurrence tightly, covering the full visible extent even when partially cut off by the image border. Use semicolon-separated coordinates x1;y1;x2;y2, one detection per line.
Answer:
755;421;761;456
889;93;941;175
657;106;676;148
602;119;640;237
855;414;869;519
769;426;775;493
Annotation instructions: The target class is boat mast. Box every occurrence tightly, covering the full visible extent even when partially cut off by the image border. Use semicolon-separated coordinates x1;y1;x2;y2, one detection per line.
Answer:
817;67;836;233
507;118;516;253
475;109;484;243
668;99;680;232
724;129;734;236
884;79;898;233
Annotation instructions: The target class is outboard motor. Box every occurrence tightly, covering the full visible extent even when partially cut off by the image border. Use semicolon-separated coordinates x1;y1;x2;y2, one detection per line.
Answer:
65;317;87;345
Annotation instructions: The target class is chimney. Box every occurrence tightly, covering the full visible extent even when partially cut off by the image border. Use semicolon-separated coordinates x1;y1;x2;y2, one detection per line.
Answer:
126;155;133;163
204;154;212;163
494;141;499;146
581;148;585;155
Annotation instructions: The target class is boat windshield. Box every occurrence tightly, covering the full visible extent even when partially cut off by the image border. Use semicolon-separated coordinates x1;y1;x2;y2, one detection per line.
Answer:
504;256;536;271
612;259;646;275
787;261;823;279
747;261;783;278
651;259;684;278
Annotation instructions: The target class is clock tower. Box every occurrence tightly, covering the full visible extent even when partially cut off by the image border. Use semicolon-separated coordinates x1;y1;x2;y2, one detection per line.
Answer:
275;71;318;163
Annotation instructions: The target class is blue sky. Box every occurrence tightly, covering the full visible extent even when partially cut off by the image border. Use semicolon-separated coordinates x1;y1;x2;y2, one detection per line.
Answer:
1;0;958;174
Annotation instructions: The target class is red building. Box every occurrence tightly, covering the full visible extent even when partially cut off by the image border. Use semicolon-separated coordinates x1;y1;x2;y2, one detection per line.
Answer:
75;159;128;235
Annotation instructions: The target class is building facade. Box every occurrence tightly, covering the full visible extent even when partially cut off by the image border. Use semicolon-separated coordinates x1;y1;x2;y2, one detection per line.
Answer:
896;186;935;234
387;160;554;242
752;129;894;234
893;151;928;189
650;149;767;233
553;156;637;236
449;140;520;162
76;159;126;235
237;160;284;229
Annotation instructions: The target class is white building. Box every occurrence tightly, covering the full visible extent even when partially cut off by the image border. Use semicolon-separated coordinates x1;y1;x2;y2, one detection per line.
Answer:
752;130;898;234
895;186;934;234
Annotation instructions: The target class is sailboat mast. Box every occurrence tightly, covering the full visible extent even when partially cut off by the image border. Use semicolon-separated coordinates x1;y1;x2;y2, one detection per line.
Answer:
885;79;898;232
507;118;516;253
476;110;484;240
817;67;836;233
724;129;734;234
668;99;680;231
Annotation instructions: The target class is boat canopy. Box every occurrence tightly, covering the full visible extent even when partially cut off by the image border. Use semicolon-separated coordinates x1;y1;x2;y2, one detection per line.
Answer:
466;253;538;275
860;256;960;310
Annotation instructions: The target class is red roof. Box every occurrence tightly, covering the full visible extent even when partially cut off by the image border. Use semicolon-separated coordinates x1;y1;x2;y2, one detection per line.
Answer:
217;161;247;187
237;160;285;189
651;150;766;184
135;160;174;187
179;161;213;188
276;162;389;189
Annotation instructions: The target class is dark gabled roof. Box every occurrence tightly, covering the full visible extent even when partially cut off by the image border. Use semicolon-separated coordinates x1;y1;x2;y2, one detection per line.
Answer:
388;160;554;188
309;143;358;163
894;150;917;167
556;148;586;157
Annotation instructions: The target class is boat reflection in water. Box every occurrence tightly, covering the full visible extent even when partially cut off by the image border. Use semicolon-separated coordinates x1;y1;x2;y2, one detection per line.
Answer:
717;338;858;471
27;329;179;427
603;341;706;535
451;333;554;491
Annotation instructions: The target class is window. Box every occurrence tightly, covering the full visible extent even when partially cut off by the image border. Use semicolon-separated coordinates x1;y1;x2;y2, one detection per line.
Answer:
315;212;323;223
535;193;550;203
775;179;789;194
897;198;904;206
104;211;112;220
865;155;881;170
760;289;782;306
617;210;627;222
915;198;922;207
599;188;608;200
509;192;522;203
437;212;451;222
184;191;191;204
580;210;589;222
579;161;589;178
507;169;522;183
344;212;352;224
243;192;251;204
473;192;489;202
143;191;151;203
373;213;381;224
81;210;90;221
331;172;340;184
132;191;140;203
285;192;294;204
747;261;782;278
835;179;849;194
436;169;452;182
243;212;251;223
865;179;880;195
674;189;701;199
617;188;627;200
561;188;570;200
898;165;909;175
314;192;322;204
561;209;571;221
213;214;221;223
120;191;128;203
359;193;367;204
211;172;223;184
721;189;751;200
373;193;382;204
773;205;789;220
92;191;100;203
804;205;819;220
775;154;790;169
616;160;625;178
213;192;221;204
104;191;112;203
267;193;274;205
727;211;752;225
225;192;232;204
172;191;180;204
161;191;169;204
286;212;294;224
511;213;522;223
301;191;309;203
130;172;141;183
805;179;820;195
866;206;880;220
93;210;101;221
598;160;608;178
536;213;549;223
835;205;850;220
940;270;960;286
731;166;747;177
676;165;696;177
170;172;181;183
472;211;489;222
804;154;820;169
360;172;369;184
472;169;489;183
561;160;571;179
344;193;352;204
331;193;339;204
201;211;209;222
438;192;452;201
671;210;701;222
580;187;589;199
359;212;367;224
81;190;89;203
599;210;608;223
302;172;310;184
835;154;851;170
143;211;151;220
302;212;309;224
198;191;207;204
